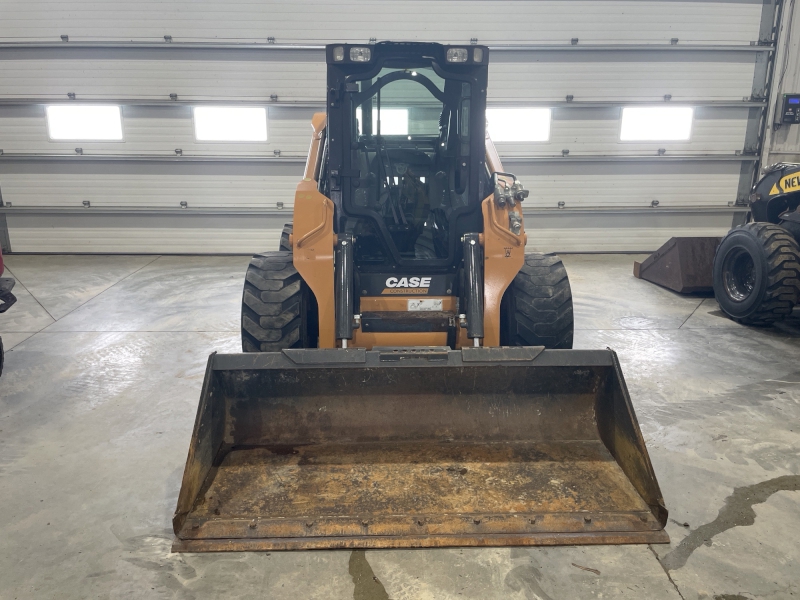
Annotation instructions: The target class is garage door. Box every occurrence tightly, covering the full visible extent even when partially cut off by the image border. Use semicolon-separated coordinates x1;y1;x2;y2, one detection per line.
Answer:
0;0;780;253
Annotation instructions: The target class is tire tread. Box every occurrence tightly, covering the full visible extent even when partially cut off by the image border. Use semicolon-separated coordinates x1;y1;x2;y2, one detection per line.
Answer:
279;223;293;252
502;253;574;349
242;250;306;351
715;223;800;325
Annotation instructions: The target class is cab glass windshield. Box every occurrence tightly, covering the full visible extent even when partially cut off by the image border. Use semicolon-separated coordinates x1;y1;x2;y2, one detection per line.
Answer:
346;66;472;261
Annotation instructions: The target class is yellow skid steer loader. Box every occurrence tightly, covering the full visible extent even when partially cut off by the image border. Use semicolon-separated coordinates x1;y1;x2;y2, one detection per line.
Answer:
173;42;668;551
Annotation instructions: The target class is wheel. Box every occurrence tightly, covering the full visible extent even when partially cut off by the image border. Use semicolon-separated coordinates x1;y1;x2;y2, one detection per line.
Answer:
713;222;800;325
500;253;574;349
279;223;292;252
241;251;318;352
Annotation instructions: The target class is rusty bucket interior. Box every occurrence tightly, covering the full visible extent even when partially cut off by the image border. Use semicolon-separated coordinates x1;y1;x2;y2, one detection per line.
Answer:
172;347;668;551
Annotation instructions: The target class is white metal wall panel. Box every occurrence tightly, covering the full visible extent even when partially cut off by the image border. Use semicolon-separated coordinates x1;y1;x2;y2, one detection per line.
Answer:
489;53;757;102
495;107;751;156
0;106;750;157
0;1;763;45
4;211;731;254
765;0;800;163
0;172;297;209
0;50;326;102
0;105;317;156
0;52;758;103
510;161;744;209
770;116;800;160
0;0;770;253
0;164;742;212
8;225;285;254
524;211;733;252
5;212;287;253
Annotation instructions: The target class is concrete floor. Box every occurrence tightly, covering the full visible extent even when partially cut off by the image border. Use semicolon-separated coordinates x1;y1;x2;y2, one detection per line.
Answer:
1;253;799;600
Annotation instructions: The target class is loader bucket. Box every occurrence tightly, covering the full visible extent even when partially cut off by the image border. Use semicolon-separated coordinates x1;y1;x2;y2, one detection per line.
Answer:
634;236;721;293
172;347;668;551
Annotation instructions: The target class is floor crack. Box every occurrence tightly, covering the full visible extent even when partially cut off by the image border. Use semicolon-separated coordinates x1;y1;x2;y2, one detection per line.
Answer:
649;545;686;600
38;255;162;332
677;298;705;329
3;264;57;323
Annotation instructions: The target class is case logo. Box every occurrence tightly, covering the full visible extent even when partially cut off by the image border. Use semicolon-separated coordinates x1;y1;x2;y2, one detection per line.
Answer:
382;276;432;295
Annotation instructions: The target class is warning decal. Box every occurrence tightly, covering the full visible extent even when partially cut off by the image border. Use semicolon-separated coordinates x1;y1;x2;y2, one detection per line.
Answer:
769;172;800;196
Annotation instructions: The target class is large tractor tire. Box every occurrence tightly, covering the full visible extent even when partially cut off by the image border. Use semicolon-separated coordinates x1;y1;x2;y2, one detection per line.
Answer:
713;222;800;325
279;223;292;252
241;251;318;352
501;253;574;349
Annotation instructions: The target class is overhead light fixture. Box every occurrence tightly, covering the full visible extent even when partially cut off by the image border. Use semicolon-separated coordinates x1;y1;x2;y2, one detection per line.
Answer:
193;106;267;142
46;105;123;140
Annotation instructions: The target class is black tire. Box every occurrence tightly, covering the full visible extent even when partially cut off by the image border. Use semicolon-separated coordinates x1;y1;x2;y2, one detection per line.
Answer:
241;251;318;352
279;223;293;252
713;222;800;325
500;253;574;349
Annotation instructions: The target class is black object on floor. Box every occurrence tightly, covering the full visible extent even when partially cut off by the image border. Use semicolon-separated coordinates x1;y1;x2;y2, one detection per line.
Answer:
634;237;721;294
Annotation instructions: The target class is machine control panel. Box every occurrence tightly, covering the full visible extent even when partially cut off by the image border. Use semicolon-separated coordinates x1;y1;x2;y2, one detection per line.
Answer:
782;94;800;124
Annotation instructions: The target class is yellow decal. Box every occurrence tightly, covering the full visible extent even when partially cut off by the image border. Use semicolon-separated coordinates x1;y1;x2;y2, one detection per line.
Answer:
771;173;800;196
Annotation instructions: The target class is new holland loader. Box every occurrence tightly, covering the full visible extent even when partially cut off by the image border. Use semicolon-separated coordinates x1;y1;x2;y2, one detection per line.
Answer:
634;163;800;325
173;42;668;551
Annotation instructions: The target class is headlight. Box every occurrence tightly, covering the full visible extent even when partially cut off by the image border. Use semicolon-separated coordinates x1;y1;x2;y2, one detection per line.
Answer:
332;46;345;62
446;48;468;63
472;47;484;62
350;47;372;62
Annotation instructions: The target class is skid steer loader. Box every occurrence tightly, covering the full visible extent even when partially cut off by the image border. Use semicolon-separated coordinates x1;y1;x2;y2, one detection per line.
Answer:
634;163;800;325
173;42;668;551
712;163;800;325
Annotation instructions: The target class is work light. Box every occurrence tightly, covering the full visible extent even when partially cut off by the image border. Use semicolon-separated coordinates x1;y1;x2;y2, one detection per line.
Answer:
350;47;371;62
446;48;468;63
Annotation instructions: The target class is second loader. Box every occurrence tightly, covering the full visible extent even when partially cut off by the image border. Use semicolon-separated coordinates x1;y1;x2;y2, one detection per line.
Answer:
173;42;668;551
634;163;800;325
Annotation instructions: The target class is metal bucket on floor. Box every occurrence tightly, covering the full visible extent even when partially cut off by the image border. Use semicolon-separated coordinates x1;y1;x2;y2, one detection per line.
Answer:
172;347;668;551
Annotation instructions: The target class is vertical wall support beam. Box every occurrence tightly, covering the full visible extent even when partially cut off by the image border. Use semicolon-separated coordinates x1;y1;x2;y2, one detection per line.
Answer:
0;213;10;254
734;0;782;227
0;185;10;253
